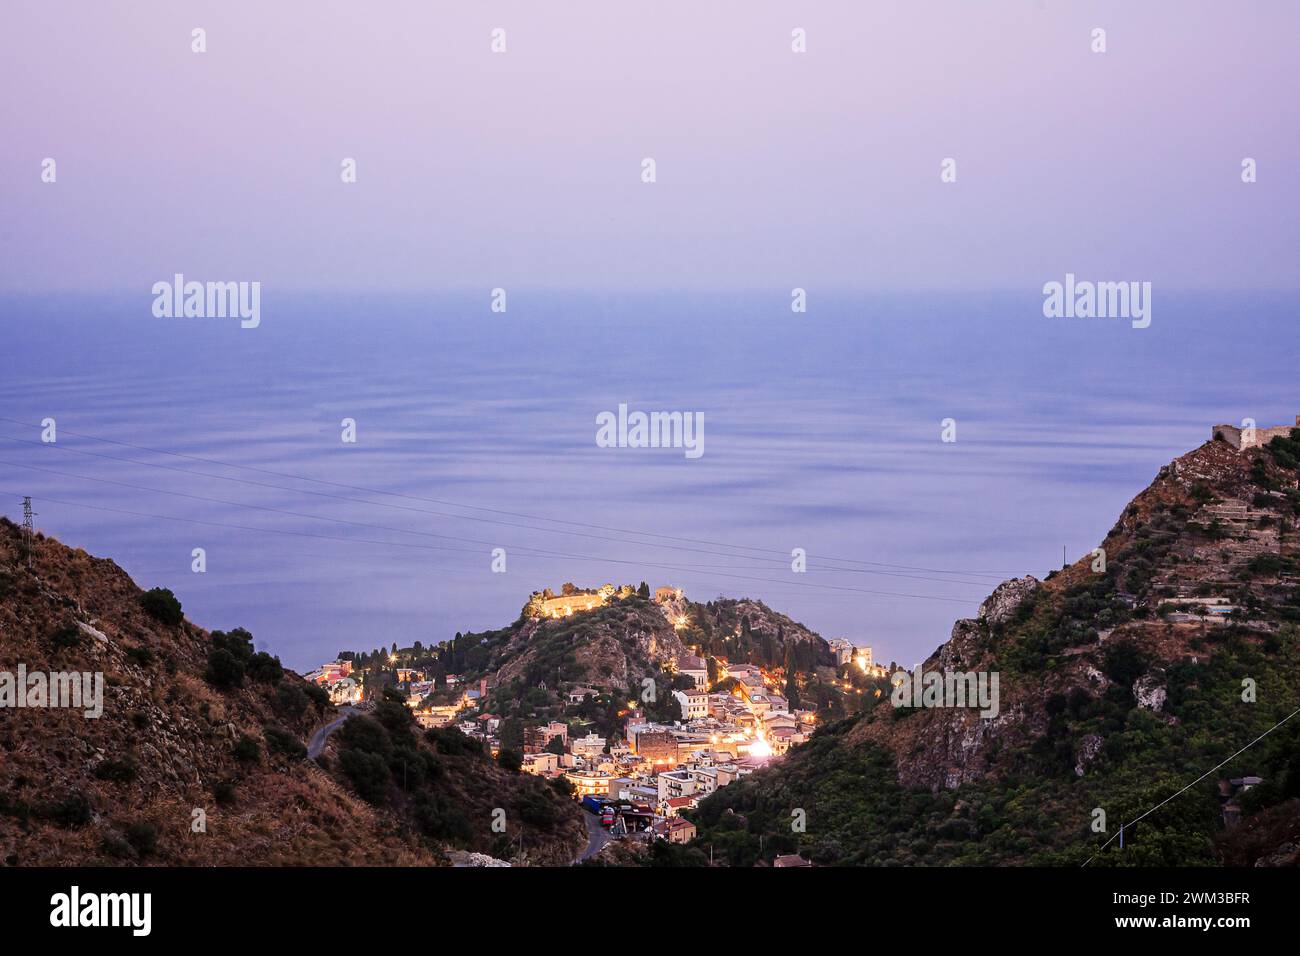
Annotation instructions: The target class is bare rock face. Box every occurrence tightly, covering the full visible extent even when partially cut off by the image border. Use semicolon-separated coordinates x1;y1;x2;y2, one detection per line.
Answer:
936;619;984;672
447;850;511;867
1255;842;1300;867
1084;666;1109;691
1074;733;1104;777
1133;675;1167;711
940;708;1021;789
978;576;1041;627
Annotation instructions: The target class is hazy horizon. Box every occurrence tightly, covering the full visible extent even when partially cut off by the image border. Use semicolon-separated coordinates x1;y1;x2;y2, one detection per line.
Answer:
3;1;1298;671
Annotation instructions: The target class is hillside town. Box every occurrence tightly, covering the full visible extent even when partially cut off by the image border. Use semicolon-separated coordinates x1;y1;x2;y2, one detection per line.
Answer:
302;585;890;849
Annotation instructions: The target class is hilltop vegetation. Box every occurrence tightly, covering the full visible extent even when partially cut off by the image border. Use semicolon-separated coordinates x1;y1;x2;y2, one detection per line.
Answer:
405;584;859;743
687;438;1300;866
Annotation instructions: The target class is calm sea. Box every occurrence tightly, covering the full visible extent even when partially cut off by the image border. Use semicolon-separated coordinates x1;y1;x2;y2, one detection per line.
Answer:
1;289;1293;670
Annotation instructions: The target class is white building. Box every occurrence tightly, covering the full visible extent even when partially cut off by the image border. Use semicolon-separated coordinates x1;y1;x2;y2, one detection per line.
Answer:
656;769;697;803
676;654;709;689
691;766;720;796
672;687;710;720
522;752;559;776
828;638;855;665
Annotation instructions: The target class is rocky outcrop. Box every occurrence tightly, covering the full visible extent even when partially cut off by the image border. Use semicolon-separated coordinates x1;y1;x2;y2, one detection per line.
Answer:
1074;733;1104;777
978;576;1041;627
1133;674;1167;711
936;619;987;672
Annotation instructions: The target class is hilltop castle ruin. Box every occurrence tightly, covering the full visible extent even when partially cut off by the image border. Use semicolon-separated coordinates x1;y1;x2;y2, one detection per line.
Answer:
1211;415;1300;451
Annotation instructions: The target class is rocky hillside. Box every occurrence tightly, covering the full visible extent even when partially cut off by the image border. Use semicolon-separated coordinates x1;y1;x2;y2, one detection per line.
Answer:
0;519;582;866
494;596;692;695
437;584;847;729
674;595;834;672
692;436;1300;866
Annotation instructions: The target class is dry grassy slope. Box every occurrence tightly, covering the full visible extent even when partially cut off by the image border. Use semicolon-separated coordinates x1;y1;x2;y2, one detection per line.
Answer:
0;518;434;866
855;439;1299;791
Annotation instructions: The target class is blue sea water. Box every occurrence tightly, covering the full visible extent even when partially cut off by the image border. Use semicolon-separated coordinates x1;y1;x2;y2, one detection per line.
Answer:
1;289;1293;671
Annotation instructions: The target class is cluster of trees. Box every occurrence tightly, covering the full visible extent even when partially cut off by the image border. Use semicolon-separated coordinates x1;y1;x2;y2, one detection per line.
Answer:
333;688;475;843
333;692;576;854
204;627;284;690
1265;428;1300;472
138;587;183;626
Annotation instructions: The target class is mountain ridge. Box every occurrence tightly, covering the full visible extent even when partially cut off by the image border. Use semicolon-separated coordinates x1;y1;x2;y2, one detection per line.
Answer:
689;437;1300;866
0;517;583;866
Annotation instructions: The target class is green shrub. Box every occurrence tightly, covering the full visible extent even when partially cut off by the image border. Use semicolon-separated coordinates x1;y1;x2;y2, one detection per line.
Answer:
303;682;331;710
338;715;392;757
232;734;260;763
51;623;82;651
264;725;306;760
212;780;237;806
125;645;154;667
411;789;473;842
139;588;183;626
205;648;245;689
425;726;480;756
100;833;135;860
125;820;158;857
1102;640;1149;688
42;789;92;828
497;748;523;772
339;748;391;804
274;682;310;718
93;756;138;783
247;651;283;685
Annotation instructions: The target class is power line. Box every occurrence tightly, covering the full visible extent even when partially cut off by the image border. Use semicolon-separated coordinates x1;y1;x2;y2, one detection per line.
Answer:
1082;704;1300;866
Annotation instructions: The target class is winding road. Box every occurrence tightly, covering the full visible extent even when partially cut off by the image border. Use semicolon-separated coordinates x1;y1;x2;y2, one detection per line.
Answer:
573;811;611;864
308;706;356;758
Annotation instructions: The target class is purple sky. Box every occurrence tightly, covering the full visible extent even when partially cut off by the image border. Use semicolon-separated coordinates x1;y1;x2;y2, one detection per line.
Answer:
2;3;1299;672
3;0;1297;294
